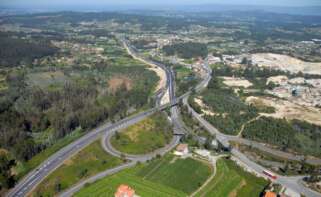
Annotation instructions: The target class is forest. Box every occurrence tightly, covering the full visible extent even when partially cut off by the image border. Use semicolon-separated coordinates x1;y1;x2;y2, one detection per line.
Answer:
196;77;258;135
0;63;157;158
0;33;58;68
242;117;321;158
163;42;208;59
199;65;321;157
0;34;159;191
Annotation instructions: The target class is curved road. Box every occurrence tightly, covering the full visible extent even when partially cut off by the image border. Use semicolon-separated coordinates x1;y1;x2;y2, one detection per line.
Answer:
6;39;180;197
181;63;321;197
8;38;321;197
59;38;186;196
62;43;321;197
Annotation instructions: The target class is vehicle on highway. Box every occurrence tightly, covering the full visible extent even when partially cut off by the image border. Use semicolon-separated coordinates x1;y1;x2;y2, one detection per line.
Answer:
263;170;277;180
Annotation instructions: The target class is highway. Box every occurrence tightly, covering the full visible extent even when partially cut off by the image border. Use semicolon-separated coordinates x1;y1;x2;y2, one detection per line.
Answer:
102;38;184;162
6;38;184;197
59;162;137;197
8;38;321;197
59;38;186;196
181;60;321;197
6;106;165;197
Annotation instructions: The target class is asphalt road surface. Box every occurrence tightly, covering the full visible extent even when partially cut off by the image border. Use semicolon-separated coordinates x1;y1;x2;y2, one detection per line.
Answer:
182;85;321;197
8;38;321;197
59;38;186;196
7;38;182;197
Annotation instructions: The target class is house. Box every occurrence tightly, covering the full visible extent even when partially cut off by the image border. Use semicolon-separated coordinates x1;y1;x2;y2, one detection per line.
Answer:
174;144;189;156
264;191;277;197
211;139;218;149
115;184;135;197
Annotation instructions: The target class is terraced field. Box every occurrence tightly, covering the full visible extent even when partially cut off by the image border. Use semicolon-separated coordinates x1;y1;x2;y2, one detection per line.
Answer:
195;158;269;197
75;154;212;196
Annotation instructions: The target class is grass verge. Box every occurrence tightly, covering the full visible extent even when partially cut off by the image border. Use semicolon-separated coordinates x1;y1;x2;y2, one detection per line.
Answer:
111;113;172;155
15;128;84;180
30;140;123;197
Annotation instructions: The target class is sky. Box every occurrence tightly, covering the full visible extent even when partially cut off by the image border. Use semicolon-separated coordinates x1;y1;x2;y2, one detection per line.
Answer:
1;0;321;8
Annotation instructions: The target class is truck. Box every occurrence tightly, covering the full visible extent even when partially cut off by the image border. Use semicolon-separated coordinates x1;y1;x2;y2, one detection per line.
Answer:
263;170;277;180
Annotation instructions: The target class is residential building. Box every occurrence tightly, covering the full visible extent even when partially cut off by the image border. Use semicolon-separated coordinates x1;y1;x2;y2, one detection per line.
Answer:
174;143;189;156
115;184;135;197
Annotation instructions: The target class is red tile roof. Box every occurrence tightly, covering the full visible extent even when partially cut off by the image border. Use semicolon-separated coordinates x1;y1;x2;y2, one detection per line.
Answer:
176;144;188;152
115;184;135;197
264;191;277;197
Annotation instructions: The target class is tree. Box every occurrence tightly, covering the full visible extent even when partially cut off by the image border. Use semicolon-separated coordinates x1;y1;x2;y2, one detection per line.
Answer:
120;153;126;162
54;182;62;193
241;57;248;65
204;136;214;150
281;161;289;173
0;151;16;189
300;157;308;174
115;131;120;140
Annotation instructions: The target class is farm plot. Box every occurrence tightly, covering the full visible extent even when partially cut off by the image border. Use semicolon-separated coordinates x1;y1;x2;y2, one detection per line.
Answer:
195;158;268;197
136;155;212;194
75;154;212;196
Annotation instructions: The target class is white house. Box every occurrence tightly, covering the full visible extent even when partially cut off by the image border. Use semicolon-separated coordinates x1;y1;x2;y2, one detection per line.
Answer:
174;144;189;156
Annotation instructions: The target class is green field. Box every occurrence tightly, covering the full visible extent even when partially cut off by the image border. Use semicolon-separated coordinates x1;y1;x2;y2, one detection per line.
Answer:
175;65;193;80
111;113;173;155
75;154;212;196
74;167;186;197
196;158;269;197
31;141;123;197
137;155;212;194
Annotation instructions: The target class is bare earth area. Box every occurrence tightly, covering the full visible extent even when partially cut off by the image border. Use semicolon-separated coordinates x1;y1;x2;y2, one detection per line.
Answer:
108;75;133;93
147;66;167;93
246;96;321;126
194;97;215;116
265;75;321;107
251;53;321;75
266;75;289;85
160;88;170;105
221;77;253;88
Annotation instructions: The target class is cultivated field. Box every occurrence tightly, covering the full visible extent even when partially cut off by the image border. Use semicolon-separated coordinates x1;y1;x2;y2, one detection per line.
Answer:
195;158;268;197
75;154;212;196
74;166;186;197
137;155;212;194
